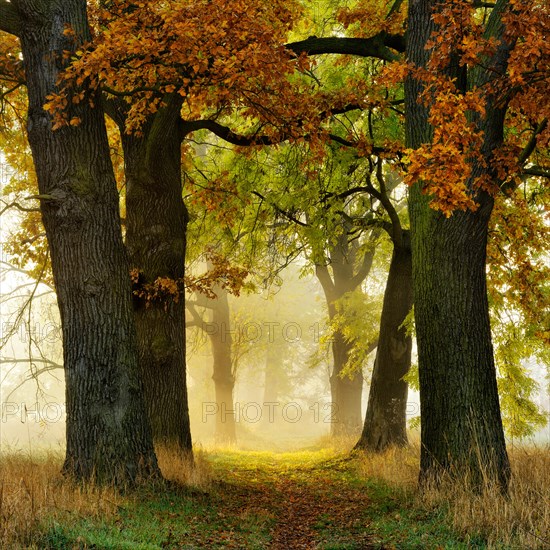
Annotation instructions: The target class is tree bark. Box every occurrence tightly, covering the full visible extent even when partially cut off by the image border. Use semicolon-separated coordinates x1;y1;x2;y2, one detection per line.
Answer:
406;0;510;489
208;286;236;444
12;0;159;483
356;234;412;451
121;100;192;455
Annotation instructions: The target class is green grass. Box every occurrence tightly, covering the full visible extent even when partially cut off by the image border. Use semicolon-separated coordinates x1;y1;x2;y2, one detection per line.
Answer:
37;480;272;549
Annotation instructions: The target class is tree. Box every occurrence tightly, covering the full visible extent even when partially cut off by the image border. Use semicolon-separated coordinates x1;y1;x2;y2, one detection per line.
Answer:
406;0;513;489
0;0;159;483
315;227;377;436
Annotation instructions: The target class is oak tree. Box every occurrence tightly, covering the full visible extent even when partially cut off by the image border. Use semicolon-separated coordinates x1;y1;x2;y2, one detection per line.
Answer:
0;0;159;483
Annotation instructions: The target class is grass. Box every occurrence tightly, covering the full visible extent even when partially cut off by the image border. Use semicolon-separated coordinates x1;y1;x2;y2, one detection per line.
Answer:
1;440;549;548
355;443;550;549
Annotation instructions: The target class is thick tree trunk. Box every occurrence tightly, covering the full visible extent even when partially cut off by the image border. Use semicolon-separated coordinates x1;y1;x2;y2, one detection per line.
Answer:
121;102;192;455
208;287;236;444
410;196;509;488
356;236;412;451
14;0;159;483
406;0;510;489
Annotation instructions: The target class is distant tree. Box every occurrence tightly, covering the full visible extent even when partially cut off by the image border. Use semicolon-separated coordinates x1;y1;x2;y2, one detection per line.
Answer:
187;281;237;445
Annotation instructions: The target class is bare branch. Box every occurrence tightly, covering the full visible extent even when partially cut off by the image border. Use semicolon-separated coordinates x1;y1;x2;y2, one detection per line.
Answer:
252;191;308;227
0;199;41;216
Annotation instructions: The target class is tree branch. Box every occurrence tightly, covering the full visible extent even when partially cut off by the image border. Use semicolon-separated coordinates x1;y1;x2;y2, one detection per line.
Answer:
386;0;406;19
501;119;548;193
252;190;308;227
339;212;393;236
0;200;41;216
0;1;22;36
315;263;335;300
374;159;403;247
186;301;207;328
182;105;366;147
349;241;378;290
518;119;548;166
286;34;405;62
183;119;277;146
186;296;213;309
522;167;550;179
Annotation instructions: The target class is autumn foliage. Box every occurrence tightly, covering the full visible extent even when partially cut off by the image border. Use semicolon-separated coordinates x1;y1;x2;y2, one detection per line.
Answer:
401;0;549;215
44;0;326;140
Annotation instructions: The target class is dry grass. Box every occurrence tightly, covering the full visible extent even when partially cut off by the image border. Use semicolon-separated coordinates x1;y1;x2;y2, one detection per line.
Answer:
0;450;122;548
155;445;212;489
311;433;358;453
0;446;213;549
355;442;421;489
434;446;550;549
356;442;550;549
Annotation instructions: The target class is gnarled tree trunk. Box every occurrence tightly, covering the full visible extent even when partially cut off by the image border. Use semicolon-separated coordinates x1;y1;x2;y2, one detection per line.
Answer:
10;0;159;483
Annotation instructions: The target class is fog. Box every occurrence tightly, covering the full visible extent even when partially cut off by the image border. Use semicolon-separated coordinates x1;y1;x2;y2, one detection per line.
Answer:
1;261;548;454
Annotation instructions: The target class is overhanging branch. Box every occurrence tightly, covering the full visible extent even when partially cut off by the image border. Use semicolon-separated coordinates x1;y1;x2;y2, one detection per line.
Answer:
518;119;548;166
522;167;550;179
0;1;22;36
286;33;405;63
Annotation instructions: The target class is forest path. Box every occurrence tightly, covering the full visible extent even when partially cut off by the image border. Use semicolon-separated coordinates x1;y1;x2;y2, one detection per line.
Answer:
208;450;378;549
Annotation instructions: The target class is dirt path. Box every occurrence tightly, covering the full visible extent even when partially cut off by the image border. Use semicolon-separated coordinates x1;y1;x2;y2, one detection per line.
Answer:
267;476;375;549
215;456;377;549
